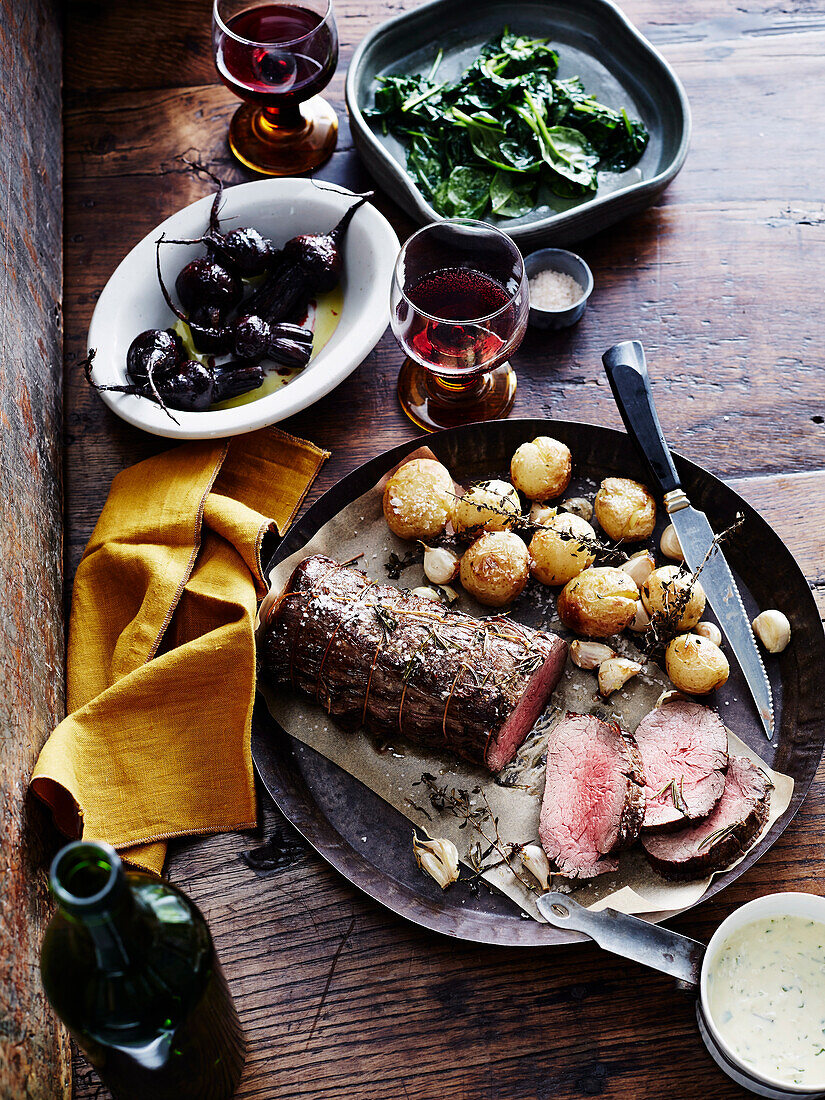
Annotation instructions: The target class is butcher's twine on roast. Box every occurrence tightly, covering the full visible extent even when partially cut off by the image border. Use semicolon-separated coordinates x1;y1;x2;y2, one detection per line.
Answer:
262;556;568;772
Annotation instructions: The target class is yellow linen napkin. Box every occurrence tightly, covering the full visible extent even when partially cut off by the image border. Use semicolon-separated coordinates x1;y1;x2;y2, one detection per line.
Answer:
31;426;328;875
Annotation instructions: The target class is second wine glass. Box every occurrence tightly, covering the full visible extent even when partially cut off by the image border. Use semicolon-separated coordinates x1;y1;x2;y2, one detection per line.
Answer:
391;220;529;432
213;0;339;176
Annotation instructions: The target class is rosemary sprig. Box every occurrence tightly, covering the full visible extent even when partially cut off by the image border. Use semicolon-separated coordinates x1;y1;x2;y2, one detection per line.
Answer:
697;823;739;850
513;652;543;677
655;776;687;815
415;773;536;890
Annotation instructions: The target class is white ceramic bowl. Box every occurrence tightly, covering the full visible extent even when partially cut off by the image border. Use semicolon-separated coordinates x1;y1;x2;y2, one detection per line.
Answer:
87;179;399;439
700;891;825;1095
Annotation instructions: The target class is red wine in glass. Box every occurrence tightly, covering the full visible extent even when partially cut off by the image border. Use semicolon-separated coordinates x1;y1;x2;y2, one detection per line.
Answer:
399;267;516;376
215;4;337;108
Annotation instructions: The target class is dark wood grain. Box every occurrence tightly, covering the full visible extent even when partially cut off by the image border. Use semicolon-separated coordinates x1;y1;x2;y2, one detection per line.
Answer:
0;1;70;1097
62;0;825;1097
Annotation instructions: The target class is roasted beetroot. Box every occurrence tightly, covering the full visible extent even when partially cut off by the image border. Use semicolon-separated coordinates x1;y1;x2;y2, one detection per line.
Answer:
248;192;373;324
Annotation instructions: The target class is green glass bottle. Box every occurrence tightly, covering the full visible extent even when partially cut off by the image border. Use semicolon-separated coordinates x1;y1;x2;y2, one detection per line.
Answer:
40;841;246;1100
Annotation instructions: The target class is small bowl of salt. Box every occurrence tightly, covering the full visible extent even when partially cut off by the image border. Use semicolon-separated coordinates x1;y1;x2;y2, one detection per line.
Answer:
525;248;594;330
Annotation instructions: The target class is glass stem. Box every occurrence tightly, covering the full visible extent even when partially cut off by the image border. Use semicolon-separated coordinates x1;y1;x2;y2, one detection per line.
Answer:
430;371;492;402
261;103;305;133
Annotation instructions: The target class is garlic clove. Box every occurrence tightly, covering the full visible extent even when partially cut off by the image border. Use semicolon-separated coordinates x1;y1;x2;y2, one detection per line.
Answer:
694;621;722;647
598;657;642;697
752;609;791;653
570;639;616;670
529;502;557;526
660;524;684;561
559;497;594;523
412;830;459;889
655;688;691;708
520;843;552;891
439;584;459;604
628;600;651;633
621;550;656;588
422;544;460;585
411;586;442;602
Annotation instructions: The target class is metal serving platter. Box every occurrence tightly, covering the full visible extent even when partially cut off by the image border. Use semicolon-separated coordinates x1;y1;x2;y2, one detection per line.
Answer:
252;420;825;947
345;0;691;248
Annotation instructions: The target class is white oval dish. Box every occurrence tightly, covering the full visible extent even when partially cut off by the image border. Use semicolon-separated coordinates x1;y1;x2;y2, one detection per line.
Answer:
700;891;825;1095
87;178;399;439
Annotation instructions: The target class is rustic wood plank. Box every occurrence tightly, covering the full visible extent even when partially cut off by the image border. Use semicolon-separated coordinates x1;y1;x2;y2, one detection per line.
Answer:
65;0;825;1097
63;0;825;91
0;1;70;1097
727;471;825;586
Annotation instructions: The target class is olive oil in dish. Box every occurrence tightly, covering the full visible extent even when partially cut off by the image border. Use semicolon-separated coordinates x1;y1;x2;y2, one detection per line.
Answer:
176;284;344;411
707;914;825;1089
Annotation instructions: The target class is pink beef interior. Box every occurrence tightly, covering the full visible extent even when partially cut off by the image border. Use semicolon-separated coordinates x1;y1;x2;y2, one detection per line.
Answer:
539;714;629;878
643;756;769;864
636;700;728;829
485;638;567;772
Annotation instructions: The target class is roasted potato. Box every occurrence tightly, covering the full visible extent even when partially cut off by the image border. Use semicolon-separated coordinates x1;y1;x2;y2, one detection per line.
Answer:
556;567;639;638
594;477;656;542
665;634;729;694
510;436;572;500
452;479;521;534
460;531;529;607
529;513;596;586
641;565;706;630
382;458;454;541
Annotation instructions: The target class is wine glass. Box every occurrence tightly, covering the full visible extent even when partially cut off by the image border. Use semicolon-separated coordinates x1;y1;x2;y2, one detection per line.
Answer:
391;219;529;432
213;0;339;176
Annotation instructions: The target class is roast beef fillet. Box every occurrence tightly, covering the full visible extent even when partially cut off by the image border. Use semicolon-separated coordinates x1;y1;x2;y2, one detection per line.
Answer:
642;756;772;880
635;701;729;831
539;713;645;879
261;555;568;773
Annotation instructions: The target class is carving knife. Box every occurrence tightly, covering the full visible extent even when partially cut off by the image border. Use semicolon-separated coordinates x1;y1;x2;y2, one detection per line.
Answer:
602;340;774;739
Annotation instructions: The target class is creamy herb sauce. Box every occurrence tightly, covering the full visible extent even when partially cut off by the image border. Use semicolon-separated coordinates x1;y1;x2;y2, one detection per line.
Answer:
708;915;825;1088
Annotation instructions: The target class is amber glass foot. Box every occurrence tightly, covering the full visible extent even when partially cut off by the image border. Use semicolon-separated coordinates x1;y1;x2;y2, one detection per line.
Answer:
397;359;517;432
228;97;338;176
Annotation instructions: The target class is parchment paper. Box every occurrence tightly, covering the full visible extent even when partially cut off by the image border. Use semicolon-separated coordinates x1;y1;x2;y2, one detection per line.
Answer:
256;450;793;922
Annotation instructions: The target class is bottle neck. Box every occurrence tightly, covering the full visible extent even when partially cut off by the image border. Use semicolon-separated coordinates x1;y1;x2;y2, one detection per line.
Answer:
50;842;142;970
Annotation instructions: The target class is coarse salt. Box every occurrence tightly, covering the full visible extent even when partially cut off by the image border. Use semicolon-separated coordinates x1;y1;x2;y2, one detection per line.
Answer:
528;268;584;311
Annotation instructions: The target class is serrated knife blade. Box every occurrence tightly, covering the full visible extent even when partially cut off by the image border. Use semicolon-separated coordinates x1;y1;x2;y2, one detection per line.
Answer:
668;500;774;739
602;339;774;740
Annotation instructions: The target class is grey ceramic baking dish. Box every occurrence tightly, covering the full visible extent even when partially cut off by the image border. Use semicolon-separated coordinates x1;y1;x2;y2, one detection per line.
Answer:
345;0;691;248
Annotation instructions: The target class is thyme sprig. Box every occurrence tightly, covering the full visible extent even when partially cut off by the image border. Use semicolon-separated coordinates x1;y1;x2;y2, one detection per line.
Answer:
415;773;536;890
448;487;627;562
638;512;745;660
385;548;420;579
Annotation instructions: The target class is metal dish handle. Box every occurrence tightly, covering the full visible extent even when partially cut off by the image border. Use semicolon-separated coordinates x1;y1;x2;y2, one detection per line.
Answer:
537;892;705;989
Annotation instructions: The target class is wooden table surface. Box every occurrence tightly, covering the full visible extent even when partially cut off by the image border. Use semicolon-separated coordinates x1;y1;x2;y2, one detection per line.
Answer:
65;1;825;1097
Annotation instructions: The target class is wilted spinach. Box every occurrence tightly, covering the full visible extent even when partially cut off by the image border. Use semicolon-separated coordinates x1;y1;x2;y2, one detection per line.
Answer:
367;29;649;219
